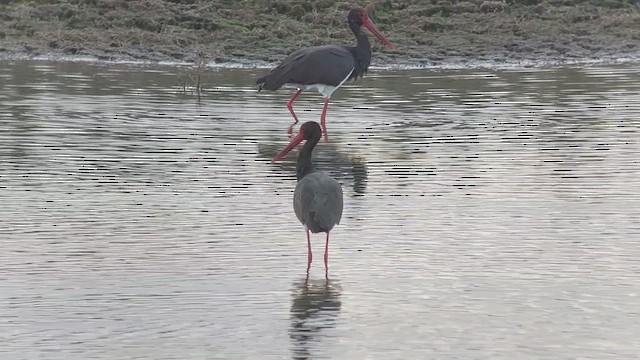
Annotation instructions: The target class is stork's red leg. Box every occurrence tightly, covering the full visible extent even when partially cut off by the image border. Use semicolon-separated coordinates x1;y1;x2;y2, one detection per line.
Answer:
287;89;303;136
324;232;330;268
306;228;313;271
320;98;330;142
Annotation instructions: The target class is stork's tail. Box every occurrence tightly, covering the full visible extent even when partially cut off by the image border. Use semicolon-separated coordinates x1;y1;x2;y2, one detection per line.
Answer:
256;75;268;91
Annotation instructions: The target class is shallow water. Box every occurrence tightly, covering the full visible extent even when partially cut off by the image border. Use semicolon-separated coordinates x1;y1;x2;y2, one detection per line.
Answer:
1;61;639;359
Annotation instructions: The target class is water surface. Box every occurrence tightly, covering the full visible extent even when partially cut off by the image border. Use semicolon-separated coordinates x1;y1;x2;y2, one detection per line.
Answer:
1;61;639;359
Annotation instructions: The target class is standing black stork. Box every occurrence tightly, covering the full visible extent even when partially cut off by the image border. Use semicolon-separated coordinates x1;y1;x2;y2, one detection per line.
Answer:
257;7;395;139
272;121;343;272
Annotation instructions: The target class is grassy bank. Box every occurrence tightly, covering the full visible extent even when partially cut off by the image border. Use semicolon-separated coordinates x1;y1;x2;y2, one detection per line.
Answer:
1;0;639;66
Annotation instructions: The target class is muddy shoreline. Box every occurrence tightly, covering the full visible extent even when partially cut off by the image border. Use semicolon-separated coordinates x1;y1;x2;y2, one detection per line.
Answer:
1;1;639;69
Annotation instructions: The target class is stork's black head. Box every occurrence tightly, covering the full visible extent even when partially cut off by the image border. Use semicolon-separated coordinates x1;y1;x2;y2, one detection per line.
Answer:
346;7;396;49
347;7;367;28
299;121;322;141
272;121;322;163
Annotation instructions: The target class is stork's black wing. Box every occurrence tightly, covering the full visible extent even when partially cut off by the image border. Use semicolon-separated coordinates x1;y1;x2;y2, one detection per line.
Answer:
257;45;355;91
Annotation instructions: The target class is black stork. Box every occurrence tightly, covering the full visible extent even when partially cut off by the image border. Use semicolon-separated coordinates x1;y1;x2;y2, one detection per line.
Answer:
272;121;343;272
257;7;395;139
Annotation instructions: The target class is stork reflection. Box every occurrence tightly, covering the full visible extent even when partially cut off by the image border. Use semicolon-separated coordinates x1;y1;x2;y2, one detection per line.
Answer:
289;275;342;360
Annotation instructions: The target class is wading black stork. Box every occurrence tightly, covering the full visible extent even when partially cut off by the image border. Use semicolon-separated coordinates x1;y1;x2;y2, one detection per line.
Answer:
272;121;343;272
257;7;395;139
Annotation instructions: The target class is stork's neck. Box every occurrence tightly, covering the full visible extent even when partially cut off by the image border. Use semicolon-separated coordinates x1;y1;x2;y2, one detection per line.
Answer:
351;24;372;61
349;23;372;79
296;137;320;181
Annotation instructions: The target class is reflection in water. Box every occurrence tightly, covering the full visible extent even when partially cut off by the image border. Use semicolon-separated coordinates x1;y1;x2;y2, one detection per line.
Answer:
258;139;368;196
1;61;640;359
289;276;342;360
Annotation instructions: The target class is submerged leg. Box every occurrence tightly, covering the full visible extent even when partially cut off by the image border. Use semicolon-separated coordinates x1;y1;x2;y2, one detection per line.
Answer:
306;228;313;271
320;97;330;142
287;89;303;136
324;232;330;269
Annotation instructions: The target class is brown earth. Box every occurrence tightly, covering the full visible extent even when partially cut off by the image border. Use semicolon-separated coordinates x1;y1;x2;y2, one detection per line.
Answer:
1;0;639;67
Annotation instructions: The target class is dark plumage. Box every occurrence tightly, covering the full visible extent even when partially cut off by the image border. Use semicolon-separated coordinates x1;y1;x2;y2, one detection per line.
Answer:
256;46;357;91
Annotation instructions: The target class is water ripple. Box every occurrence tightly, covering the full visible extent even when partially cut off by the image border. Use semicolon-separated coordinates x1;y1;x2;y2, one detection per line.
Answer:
1;61;639;359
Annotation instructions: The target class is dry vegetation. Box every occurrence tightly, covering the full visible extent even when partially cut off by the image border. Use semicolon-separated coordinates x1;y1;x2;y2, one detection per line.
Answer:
1;0;639;65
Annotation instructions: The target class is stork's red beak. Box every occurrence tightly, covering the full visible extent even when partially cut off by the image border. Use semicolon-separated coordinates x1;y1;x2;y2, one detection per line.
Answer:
272;131;305;163
363;17;396;49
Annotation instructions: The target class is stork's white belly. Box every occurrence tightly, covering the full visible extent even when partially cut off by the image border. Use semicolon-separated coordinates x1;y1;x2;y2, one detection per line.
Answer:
284;68;354;98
